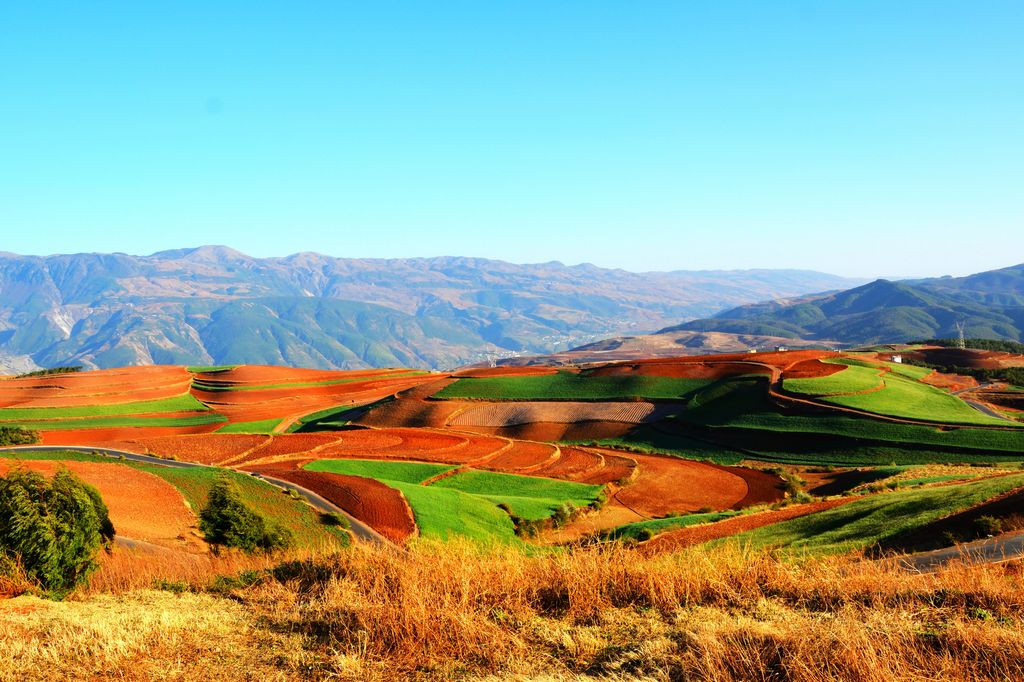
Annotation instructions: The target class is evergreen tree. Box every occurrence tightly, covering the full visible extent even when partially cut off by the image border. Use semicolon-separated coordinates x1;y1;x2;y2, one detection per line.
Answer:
0;468;115;596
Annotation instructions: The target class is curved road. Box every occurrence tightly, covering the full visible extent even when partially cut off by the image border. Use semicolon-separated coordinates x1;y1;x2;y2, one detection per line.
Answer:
949;382;1018;422
895;530;1024;573
0;445;389;545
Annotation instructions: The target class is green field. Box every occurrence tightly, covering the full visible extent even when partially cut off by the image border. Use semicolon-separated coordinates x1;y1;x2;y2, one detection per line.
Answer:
216;418;283;434
673;376;1024;459
603;511;739;541
134;465;346;548
302;459;601;539
783;362;884;396
780;358;1008;426
305;458;456;484
0;450;346;549
725;474;1024;555
289;401;380;432
590;375;1024;466
432;371;710;401
432;469;603;521
0;393;211;421
823;372;1011;426
385;481;518;543
186;365;237;373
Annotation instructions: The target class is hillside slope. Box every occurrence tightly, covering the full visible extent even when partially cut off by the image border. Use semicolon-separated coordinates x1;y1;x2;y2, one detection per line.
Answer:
667;263;1024;345
0;247;862;370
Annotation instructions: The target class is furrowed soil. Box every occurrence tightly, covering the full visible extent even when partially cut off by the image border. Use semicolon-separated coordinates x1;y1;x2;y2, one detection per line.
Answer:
448;401;674;427
267;469;416;543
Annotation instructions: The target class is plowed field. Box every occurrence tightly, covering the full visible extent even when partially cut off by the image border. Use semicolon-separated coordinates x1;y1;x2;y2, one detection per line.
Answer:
448;402;672;427
267;469;416;543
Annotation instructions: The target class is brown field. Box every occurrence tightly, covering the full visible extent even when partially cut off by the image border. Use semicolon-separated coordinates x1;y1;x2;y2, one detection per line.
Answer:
99;434;269;465
448;401;671;427
920;370;978;392
484;440;559;472
265;469;416;543
781;357;846;379
40;423;224;445
353;379;472;428
586;360;761;379
460;420;637;442
613;453;764;517
0;460;197;549
529;446;605;480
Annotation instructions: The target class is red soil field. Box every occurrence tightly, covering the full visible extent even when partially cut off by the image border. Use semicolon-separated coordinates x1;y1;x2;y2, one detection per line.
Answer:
586;361;761;380
484;441;559;472
353;379;473;429
459;421;637;442
781;358;846;380
641;497;854;554
575;451;637;486
40;422;223;445
612;453;754;518
266;469;416;543
97;434;269;465
920;371;978;393
225;433;346;467
192;375;432;406
0;366;191;408
704;462;784;508
0;459;198;549
530;446;604;480
192;365;420;386
452;366;560;378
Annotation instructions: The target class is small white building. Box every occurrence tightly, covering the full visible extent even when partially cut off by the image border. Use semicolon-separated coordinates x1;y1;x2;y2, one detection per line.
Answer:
891;354;903;364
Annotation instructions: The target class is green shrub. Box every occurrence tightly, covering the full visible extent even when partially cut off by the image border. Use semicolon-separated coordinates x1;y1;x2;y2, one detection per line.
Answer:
0;467;114;596
199;476;293;553
974;515;1003;537
321;512;350;529
0;426;40;446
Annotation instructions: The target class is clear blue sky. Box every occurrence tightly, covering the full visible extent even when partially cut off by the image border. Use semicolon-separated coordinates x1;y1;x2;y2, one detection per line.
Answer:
1;2;1021;277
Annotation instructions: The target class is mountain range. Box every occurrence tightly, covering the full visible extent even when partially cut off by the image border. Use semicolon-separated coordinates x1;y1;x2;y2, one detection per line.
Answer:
669;263;1024;345
0;247;864;372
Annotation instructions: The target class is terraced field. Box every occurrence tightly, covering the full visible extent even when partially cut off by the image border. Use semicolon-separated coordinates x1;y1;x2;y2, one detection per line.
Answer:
723;474;1024;555
5;351;1022;554
433;370;710;401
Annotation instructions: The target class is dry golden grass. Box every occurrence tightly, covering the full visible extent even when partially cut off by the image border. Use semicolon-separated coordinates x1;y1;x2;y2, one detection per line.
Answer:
2;542;1024;680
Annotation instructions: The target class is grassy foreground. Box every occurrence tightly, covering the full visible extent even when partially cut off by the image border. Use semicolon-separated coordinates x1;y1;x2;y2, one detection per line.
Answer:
3;542;1024;681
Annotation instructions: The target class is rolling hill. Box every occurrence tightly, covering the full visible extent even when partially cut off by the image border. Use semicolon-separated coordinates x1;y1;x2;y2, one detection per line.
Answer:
667;263;1024;345
0;247;862;371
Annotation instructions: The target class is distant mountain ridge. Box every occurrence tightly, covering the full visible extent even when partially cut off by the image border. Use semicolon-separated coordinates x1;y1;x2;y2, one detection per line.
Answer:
667;263;1024;345
0;247;864;371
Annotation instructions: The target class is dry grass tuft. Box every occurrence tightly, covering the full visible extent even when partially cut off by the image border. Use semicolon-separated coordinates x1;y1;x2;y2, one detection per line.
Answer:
3;542;1024;680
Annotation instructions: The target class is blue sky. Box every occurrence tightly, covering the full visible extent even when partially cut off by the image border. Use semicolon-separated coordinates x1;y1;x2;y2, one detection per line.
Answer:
1;2;1021;277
